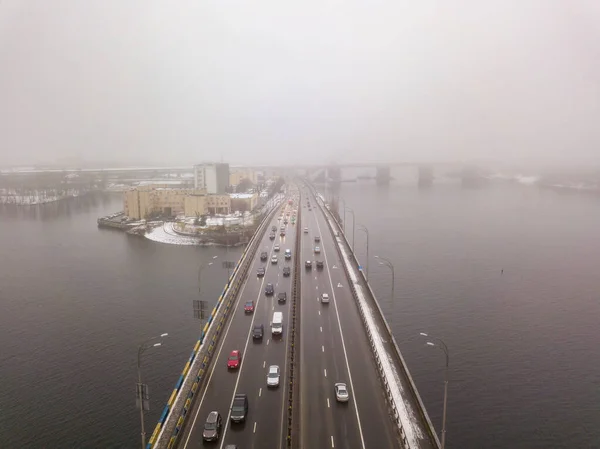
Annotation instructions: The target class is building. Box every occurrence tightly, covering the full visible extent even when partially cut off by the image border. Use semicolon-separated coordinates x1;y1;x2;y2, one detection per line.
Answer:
194;163;229;194
229;193;258;212
229;168;257;188
124;186;230;220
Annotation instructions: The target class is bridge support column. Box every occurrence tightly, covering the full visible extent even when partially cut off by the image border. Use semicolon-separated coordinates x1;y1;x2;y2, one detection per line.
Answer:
418;165;434;187
375;166;391;186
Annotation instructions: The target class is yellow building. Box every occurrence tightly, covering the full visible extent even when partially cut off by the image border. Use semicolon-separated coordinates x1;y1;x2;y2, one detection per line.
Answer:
229;168;257;187
124;186;230;220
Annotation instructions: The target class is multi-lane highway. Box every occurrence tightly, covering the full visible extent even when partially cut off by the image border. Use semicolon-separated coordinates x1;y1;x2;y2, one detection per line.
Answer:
299;187;399;449
179;190;299;449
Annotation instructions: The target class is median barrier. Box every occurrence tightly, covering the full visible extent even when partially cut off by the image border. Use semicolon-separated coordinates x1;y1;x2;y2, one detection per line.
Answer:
148;197;285;449
310;184;440;449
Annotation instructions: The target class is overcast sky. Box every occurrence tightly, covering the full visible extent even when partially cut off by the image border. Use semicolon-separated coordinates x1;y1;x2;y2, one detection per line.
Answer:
1;1;599;168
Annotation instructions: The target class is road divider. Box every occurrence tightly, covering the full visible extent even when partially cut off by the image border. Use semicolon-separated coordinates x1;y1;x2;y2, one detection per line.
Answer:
148;196;285;449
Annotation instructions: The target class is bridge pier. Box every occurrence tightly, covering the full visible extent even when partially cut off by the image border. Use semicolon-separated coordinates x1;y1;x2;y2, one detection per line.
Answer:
418;165;434;187
375;166;391;185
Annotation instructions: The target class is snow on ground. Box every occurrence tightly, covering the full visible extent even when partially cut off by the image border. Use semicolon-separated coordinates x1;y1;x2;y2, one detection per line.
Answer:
145;222;206;246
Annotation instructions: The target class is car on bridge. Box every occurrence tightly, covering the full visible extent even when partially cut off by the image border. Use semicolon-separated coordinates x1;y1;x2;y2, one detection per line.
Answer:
227;350;242;369
278;292;287;303
252;324;264;340
230;394;248;423
260;251;268;261
271;225;277;232
202;411;222;442
314;236;320;242
257;267;265;277
334;383;349;402
265;283;274;295
304;227;309;233
274;244;280;252
314;246;321;253
267;365;280;388
280;230;286;237
320;293;330;304
285;249;292;259
305;260;312;269
316;260;324;269
269;233;276;240
283;266;291;277
244;300;255;313
271;254;278;264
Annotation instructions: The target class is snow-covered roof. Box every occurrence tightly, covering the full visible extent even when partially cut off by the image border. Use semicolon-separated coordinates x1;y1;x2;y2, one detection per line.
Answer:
229;193;255;199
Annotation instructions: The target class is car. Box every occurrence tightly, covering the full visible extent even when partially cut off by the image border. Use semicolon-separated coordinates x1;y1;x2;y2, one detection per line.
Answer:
280;230;286;237
308;207;312;211
202;411;222;441
274;244;280;252
284;220;288;225
283;266;291;277
253;324;264;339
244;300;255;313
304;227;309;233
230;394;248;423
316;260;324;269
321;293;330;304
267;365;280;387
271;225;277;232
269;233;276;240
314;246;321;254
284;249;292;259
257;267;265;277
271;255;278;264
260;251;268;261
278;292;287;303
305;260;312;269
265;283;274;295
334;383;349;402
314;236;320;242
227;350;242;369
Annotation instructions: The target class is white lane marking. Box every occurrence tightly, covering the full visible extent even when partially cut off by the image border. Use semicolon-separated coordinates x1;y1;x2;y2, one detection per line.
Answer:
316;286;318;290
279;255;295;449
331;435;335;447
318;310;321;316
263;361;266;368
320;326;322;332
217;221;282;449
182;222;277;448
259;388;262;397
324;368;327;377
322;345;324;353
254;422;257;433
267;339;270;345
327;398;330;408
314;206;367;449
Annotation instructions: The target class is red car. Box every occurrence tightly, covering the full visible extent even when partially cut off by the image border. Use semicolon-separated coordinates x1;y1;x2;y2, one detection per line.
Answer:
244;300;255;313
227;350;242;369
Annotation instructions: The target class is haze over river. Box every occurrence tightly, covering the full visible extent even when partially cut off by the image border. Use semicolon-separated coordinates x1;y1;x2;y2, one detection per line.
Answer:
1;176;598;448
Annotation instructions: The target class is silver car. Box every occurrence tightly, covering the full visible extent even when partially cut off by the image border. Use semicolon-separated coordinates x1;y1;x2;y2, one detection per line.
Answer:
334;383;349;402
267;365;280;387
202;411;222;441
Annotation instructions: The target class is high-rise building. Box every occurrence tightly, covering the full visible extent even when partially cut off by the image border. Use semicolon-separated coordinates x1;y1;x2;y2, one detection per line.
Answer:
194;163;229;194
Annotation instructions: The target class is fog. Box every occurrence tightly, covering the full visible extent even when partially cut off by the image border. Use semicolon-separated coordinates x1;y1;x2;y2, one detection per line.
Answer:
1;1;599;169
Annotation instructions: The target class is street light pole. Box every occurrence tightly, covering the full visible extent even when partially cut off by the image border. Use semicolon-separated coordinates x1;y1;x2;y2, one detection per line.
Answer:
357;225;369;281
420;333;449;449
374;255;395;307
339;197;346;232
137;333;168;449
344;207;355;250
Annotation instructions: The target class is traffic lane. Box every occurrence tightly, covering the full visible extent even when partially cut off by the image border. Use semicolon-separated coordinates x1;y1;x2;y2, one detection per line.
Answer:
315;209;400;448
184;217;280;447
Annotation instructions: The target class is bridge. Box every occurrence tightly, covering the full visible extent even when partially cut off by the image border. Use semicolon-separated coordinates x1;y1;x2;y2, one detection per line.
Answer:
143;181;440;449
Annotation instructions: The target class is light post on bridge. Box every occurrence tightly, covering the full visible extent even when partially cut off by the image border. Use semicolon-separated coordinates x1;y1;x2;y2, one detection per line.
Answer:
198;255;218;295
345;207;355;251
137;333;168;449
339;197;346;232
420;332;449;449
374;255;395;308
357;224;369;281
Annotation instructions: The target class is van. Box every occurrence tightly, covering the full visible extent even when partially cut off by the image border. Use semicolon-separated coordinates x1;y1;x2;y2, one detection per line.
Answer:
271;311;283;335
284;249;292;259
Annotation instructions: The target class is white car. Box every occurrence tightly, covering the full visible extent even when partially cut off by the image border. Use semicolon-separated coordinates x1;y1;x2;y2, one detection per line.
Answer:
271;255;278;264
304;227;309;233
334;383;349;402
314;246;321;254
267;365;280;387
274;245;280;252
321;293;330;304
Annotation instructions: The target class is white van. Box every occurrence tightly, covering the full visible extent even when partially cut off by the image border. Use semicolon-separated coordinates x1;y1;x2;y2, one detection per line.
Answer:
271;311;283;335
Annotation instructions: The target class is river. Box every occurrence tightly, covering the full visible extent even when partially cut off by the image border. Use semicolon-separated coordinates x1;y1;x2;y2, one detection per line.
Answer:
0;180;598;448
